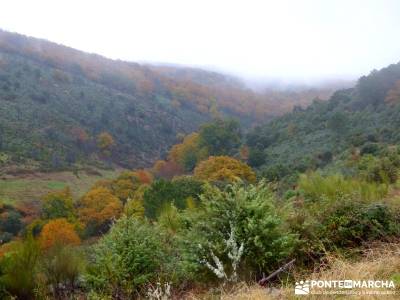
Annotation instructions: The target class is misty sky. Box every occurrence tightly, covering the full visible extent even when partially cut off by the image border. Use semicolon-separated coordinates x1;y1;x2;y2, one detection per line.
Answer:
1;0;400;82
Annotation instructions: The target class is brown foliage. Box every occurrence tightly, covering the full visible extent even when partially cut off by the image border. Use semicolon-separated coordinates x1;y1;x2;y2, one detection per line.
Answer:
152;160;184;179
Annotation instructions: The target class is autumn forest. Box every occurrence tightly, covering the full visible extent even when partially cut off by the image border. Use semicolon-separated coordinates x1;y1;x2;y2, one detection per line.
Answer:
0;26;400;300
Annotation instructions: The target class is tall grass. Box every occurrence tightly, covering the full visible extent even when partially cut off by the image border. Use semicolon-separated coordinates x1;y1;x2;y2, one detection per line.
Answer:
298;172;388;203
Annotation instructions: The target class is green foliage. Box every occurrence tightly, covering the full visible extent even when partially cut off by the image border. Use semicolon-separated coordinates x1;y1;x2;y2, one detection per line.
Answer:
245;62;400;179
123;185;147;219
327;111;348;135
189;182;297;278
143;177;203;219
41;187;76;220
320;202;398;248
298;172;388;203
0;210;23;236
357;153;399;184
85;216;168;298
247;147;265;168
40;245;86;298
289;173;399;259
355;65;400;108
198;119;242;156
0;236;40;299
157;203;182;234
0;50;208;170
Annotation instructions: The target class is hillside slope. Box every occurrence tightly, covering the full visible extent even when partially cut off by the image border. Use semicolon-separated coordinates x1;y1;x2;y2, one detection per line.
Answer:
0;29;347;171
246;61;400;181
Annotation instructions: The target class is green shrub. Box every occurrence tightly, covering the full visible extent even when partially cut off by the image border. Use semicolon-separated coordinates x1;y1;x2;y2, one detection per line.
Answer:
143;177;203;219
289;176;399;259
0;211;23;235
40;245;85;298
0;236;40;299
188;181;297;279
85;217;168;298
321;202;398;248
357;154;399;184
41;188;76;221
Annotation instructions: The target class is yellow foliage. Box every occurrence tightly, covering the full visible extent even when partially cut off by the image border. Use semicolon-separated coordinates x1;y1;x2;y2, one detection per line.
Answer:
78;187;122;227
185;196;197;210
124;199;145;219
39;218;80;250
112;178;137;202
97;132;115;150
194;156;256;183
153;160;167;173
92;179;113;190
168;132;200;166
111;170;152;202
124;185;147;218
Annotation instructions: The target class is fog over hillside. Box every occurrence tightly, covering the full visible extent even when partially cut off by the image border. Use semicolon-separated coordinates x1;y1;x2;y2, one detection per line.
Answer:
1;0;400;83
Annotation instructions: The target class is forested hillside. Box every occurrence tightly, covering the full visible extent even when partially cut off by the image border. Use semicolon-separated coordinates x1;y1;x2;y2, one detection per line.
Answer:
246;61;400;185
1;57;400;298
0;30;344;172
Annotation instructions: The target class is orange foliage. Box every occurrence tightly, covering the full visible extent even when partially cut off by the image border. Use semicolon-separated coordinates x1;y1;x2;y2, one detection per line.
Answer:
135;169;153;185
78;187;122;227
194;156;256;183
39;218;80;250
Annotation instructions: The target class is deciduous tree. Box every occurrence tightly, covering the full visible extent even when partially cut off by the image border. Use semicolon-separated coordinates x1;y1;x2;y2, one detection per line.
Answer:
39;218;81;250
78;187;122;234
194;156;256;183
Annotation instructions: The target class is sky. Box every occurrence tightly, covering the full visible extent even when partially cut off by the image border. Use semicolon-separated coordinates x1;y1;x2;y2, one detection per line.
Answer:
1;0;400;82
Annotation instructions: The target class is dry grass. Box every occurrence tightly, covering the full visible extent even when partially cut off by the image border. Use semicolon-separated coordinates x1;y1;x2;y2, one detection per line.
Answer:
187;242;400;300
0;168;123;203
312;242;400;283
